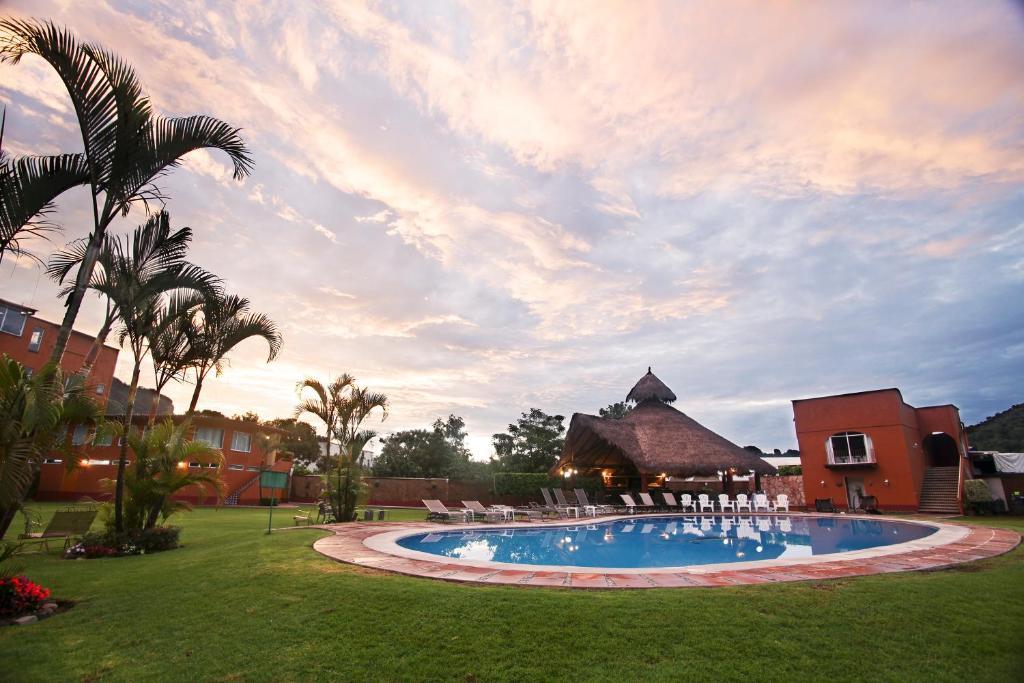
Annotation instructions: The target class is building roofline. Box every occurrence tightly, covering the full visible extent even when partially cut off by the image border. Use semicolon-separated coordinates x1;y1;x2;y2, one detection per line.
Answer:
0;299;118;352
791;388;904;404
0;298;37;315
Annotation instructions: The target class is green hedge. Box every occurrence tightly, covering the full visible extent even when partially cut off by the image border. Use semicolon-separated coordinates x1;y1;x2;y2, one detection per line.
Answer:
492;472;603;498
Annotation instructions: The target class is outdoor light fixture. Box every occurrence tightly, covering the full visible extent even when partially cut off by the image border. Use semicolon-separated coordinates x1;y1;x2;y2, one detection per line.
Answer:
883;479;890;486
820;480;825;486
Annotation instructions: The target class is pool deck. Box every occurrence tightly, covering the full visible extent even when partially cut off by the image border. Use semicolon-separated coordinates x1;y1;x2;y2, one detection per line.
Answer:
311;513;1020;589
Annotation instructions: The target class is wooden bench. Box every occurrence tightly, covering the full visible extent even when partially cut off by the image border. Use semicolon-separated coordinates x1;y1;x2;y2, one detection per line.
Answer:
292;510;313;526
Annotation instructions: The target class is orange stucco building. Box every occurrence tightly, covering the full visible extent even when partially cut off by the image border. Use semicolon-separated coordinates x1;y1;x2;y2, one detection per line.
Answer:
793;389;968;513
1;298;293;506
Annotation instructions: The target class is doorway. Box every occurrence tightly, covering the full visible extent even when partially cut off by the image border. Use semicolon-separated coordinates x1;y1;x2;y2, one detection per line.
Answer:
923;433;959;467
845;477;866;510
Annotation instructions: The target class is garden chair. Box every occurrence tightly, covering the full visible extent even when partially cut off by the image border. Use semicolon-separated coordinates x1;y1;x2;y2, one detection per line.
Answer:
620;493;639;514
541;489;573;518
753;494;773;512
292;509;313;526
662;491;680;510
316;501;336;524
574;488;617;516
718;494;736;513
775;494;790;512
18;509;97;552
462;501;505;522
637;492;659;511
678;493;696;513
552;488;581;516
423;499;471;523
735;494;752;513
697;494;715;513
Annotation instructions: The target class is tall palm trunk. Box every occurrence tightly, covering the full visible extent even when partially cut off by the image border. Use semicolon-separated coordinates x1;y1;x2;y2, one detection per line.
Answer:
114;361;142;532
50;202;104;362
187;374;205;414
147;391;163;425
78;315;113;377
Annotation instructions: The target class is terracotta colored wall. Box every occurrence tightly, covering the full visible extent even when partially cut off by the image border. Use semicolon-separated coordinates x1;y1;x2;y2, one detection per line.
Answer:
364;477;535;507
0;313;118;403
793;390;964;512
291;475;324;502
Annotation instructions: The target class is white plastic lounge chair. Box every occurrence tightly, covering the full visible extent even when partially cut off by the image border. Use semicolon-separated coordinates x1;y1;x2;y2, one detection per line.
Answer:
718;494;736;513
753;493;772;512
637;492;659;511
678;494;696;512
662;492;679;510
574;488;614;516
697;494;715;513
423;499;470;523
775;494;790;512
735;494;752;513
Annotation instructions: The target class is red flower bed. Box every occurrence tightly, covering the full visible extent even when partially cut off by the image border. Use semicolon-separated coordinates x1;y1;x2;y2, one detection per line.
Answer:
0;576;51;619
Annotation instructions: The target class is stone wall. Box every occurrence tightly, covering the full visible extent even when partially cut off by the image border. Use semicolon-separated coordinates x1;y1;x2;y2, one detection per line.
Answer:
290;475;324;502
762;475;805;507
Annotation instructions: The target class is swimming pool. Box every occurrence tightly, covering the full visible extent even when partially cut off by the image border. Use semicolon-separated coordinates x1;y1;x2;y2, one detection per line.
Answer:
394;515;938;569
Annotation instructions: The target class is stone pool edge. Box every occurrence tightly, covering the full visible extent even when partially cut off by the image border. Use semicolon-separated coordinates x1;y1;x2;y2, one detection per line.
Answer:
311;514;1020;589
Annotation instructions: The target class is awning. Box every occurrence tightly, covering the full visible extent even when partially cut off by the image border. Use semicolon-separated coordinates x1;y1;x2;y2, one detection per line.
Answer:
993;452;1024;474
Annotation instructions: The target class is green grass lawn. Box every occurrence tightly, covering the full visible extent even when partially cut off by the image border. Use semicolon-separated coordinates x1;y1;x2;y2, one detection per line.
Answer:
2;505;1023;682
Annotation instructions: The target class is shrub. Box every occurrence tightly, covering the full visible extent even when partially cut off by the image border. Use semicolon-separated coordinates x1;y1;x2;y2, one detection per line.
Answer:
776;465;803;476
0;575;50;618
64;526;181;559
493;473;561;497
964;480;994;515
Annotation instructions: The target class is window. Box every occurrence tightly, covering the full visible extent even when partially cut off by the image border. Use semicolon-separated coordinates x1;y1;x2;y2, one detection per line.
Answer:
0;304;27;336
207;463;219;469
230;432;252;453
194;426;224;448
228;464;245;471
71;424;89;446
95;383;105;395
246;466;260;472
827;432;874;465
93;428;114;447
86;459;112;466
189;462;202;468
43;458;63;465
28;327;44;352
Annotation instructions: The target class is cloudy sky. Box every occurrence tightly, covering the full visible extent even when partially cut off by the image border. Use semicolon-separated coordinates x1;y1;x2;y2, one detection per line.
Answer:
2;1;1023;458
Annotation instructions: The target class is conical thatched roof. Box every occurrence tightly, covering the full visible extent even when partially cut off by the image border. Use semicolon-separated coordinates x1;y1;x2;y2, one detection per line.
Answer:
626;367;677;403
554;370;776;478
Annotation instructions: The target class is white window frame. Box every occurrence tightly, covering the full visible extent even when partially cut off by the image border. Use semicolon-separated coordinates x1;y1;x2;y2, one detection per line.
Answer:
194;426;224;449
826;432;875;465
27;327;44;352
246;465;260;472
228;464;245;471
230;431;252;453
0;305;26;336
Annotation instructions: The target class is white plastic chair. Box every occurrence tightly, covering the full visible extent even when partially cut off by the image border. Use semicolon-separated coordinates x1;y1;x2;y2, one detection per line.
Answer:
697;494;715;513
753;493;772;512
775;494;790;512
735;494;752;512
718;494;736;512
679;494;696;512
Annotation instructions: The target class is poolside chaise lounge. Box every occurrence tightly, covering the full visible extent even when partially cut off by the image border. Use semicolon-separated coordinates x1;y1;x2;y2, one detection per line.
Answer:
462;501;508;522
574;488;616;516
423;499;471;523
661;491;680;511
541;489;574;518
620;493;640;514
552;488;582;516
637;492;660;511
19;508;98;552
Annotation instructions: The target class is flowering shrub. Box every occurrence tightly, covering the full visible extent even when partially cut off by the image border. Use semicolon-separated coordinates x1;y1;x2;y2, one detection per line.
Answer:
0;576;51;619
65;527;180;559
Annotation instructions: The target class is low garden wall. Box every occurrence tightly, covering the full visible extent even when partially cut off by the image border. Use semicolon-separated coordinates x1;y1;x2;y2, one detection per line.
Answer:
761;475;805;507
290;475;324;502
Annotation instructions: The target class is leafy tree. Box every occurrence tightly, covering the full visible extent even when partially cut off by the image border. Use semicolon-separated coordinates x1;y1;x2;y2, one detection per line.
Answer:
181;293;281;414
0;357;99;537
599;401;633;419
491;408;566;473
234;411;261;424
264;418;321;469
967;403;1024;452
0;18;252;363
374;416;478;479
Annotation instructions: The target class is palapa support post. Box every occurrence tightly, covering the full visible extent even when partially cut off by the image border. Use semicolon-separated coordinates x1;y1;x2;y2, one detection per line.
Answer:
639;472;649;492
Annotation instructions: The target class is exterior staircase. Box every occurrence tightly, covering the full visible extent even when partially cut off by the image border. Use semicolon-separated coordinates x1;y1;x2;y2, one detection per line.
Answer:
225;474;261;506
917;466;960;514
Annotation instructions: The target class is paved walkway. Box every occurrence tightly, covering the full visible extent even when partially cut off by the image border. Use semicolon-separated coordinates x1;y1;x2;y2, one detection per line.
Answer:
311;516;1019;589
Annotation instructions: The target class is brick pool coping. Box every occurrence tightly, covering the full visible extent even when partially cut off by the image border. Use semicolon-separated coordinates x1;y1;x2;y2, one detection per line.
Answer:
311;514;1020;589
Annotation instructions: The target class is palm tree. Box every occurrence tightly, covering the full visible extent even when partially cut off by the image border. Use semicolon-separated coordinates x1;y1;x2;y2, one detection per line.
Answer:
120;418;222;531
46;210;219;378
0;356;99;537
0;108;90;264
0;18;252;363
182;294;281;414
146;293;203;424
294;374;355;471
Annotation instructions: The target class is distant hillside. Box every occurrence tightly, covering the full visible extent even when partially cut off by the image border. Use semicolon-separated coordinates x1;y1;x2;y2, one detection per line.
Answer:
967;403;1024;452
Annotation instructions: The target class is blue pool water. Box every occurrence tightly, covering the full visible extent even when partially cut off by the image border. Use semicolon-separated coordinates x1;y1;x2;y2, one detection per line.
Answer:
396;515;936;569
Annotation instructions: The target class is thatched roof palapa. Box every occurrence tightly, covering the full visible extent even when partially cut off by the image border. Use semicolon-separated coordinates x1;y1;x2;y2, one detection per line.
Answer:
554;369;776;478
